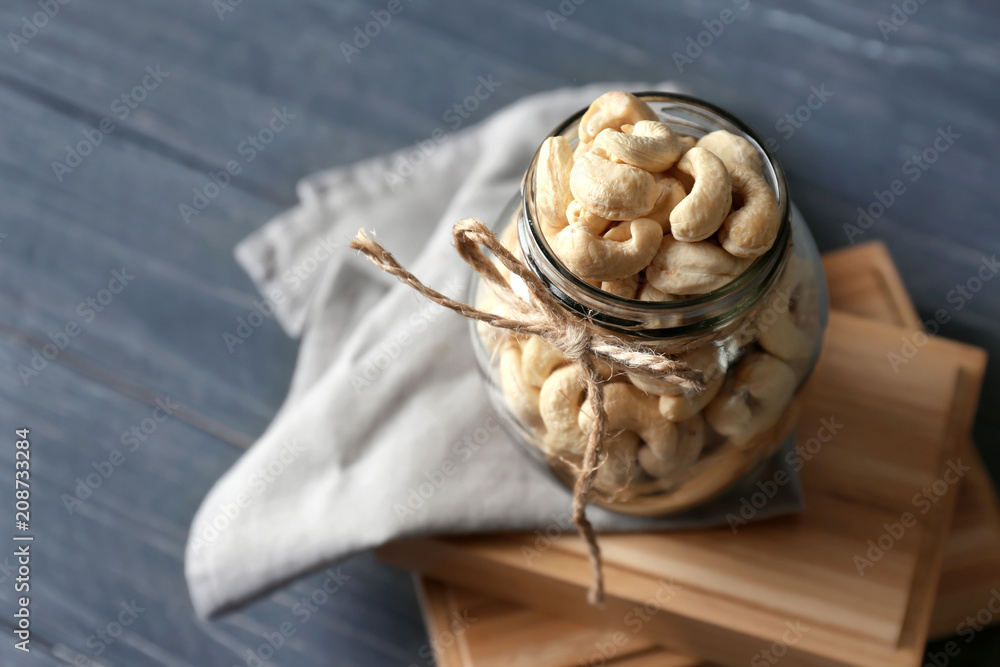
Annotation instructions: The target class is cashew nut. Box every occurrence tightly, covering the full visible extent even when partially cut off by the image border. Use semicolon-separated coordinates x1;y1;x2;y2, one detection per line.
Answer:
549;217;663;282
627;345;723;397
638;412;705;478
625;345;727;421
476;280;521;351
645;176;687;231
592;431;642;497
566;199;613;235
718;165;781;258
602;273;640;299
578;383;678;462
659;371;724;422
595;220;680;301
638;283;681;302
494;217;523;282
535;136;575;237
521;335;567;387
578;91;658;144
758;309;813;361
539;364;587;455
570;151;658;221
695;130;763;174
475;289;503;350
499;342;545;432
667;164;694;193
668;147;732;242
602;221;632;242
647;236;751;295
706;391;751;439
757;258;813;360
705;352;797;447
499;218;520;256
592;121;683;173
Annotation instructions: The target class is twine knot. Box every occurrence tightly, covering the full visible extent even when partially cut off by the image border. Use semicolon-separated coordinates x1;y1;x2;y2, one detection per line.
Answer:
350;218;704;606
559;324;593;361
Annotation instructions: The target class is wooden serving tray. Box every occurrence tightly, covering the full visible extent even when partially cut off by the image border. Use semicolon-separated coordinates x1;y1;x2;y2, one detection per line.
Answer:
380;242;993;667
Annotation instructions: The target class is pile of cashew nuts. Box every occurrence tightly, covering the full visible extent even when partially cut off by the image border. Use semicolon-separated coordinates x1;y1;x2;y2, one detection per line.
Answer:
537;90;782;299
483;92;816;505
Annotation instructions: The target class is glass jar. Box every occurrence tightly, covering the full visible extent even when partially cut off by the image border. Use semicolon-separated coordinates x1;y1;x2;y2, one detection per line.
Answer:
470;92;827;516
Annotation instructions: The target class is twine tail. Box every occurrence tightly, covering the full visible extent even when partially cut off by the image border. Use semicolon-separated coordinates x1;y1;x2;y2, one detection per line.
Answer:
573;354;607;607
348;219;704;608
349;227;536;338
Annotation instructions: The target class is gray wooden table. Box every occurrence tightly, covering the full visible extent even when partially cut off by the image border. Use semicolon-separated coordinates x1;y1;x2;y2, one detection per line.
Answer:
0;1;997;665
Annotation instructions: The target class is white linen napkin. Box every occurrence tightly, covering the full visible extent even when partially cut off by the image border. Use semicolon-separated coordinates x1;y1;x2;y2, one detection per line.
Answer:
185;82;804;617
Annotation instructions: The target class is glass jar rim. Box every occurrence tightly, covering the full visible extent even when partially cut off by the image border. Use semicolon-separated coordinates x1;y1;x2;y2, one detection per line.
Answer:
519;91;791;339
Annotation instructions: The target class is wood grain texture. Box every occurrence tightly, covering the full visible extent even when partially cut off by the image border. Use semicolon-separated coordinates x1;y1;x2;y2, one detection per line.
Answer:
0;0;998;664
379;309;987;665
413;243;1000;666
0;336;427;666
417;579;707;667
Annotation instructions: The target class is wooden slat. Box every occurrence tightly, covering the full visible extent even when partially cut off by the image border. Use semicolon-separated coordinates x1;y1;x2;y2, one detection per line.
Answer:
0;85;295;441
382;311;980;666
387;242;991;667
0;335;426;666
826;242;1000;641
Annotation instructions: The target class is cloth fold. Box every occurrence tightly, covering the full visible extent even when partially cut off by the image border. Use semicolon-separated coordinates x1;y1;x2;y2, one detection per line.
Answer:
185;82;804;618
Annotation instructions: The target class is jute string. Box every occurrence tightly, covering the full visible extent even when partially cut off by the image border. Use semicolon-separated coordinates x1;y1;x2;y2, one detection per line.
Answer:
350;218;705;605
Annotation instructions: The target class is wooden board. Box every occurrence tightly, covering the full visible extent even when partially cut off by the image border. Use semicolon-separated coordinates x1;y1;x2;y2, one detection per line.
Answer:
379;242;991;667
408;242;1000;667
824;243;999;640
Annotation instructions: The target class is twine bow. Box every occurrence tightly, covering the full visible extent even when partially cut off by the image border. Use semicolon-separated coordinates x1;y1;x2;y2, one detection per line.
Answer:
351;218;704;605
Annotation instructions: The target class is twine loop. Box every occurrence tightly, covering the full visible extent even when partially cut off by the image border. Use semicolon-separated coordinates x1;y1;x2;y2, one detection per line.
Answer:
350;218;704;605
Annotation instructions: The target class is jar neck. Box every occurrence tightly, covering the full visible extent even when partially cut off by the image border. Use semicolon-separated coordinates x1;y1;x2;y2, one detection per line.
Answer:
518;92;791;341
